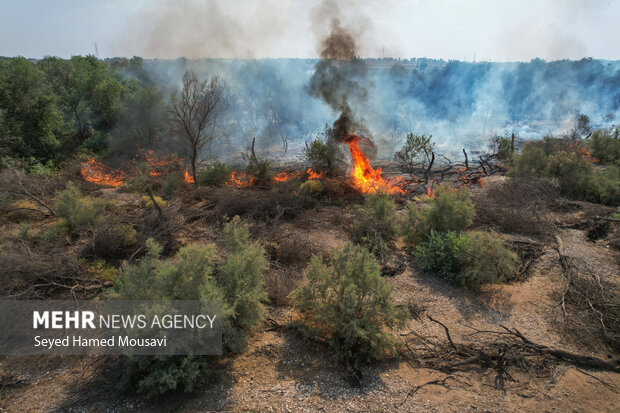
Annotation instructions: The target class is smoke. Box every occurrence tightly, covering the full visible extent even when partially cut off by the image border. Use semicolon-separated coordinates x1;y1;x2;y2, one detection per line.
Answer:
307;0;374;155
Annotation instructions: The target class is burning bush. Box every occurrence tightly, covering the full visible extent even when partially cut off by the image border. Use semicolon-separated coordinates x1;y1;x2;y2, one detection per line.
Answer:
401;185;475;249
55;182;106;234
291;244;407;376
352;191;397;262
197;161;231;187
109;216;267;397
414;230;519;289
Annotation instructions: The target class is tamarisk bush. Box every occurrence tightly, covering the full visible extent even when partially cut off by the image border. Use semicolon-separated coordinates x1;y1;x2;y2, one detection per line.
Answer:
291;244;407;373
108;216;267;397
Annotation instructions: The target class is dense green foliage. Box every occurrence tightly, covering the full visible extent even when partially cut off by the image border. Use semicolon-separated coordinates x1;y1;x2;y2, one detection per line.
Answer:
414;230;518;289
401;185;475;249
55;182;105;234
510;138;619;205
291;244;407;371
588;128;620;165
414;230;468;279
197;161;231;187
0;56;163;165
352;191;397;260
108;216;267;397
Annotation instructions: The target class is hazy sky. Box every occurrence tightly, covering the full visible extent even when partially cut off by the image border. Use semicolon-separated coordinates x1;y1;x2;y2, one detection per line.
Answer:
0;0;618;61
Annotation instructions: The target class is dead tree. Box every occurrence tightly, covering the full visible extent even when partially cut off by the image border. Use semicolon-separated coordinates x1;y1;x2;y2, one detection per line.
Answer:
170;71;227;187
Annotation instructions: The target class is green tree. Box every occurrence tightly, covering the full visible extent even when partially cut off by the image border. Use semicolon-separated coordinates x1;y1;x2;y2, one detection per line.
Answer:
0;57;67;161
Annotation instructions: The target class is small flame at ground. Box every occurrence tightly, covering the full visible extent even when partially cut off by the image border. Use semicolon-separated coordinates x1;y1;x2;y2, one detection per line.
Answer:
184;169;194;184
81;159;125;186
344;134;405;195
306;168;325;180
228;171;255;188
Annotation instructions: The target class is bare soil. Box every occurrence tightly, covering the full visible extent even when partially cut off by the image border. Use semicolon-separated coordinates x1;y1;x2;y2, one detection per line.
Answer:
0;175;618;412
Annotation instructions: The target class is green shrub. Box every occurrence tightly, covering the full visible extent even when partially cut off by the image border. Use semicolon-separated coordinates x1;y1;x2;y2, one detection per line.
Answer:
217;216;268;352
291;244;407;371
589;128;620;164
108;216;267;397
247;158;273;186
352;191;397;260
401;185;474;249
510;143;548;176
197;161;231;187
414;230;469;280
457;231;519;289
162;173;182;196
494;136;514;162
299;179;325;194
546;152;619;205
414;230;519;289
304;135;343;177
56;182;105;234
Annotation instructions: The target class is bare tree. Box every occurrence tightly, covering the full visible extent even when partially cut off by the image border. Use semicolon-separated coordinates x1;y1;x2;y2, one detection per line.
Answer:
170;71;227;186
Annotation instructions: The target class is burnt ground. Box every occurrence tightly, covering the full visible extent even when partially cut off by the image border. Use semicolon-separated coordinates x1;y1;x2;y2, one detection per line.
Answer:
0;174;619;412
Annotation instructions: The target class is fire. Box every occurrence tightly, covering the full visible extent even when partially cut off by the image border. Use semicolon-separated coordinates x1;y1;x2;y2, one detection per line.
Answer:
81;159;126;186
228;171;255;188
139;150;183;176
307;168;325;180
344;134;405;195
184;169;195;184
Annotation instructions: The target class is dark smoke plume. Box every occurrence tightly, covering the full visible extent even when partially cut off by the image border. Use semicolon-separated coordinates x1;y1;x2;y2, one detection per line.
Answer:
308;15;371;143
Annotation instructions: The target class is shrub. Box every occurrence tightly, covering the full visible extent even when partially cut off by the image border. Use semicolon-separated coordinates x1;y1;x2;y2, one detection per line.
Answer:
589;128;620;164
217;216;268;352
352;191;397;260
414;230;469;280
510;143;548;176
393;133;434;178
197;161;231;187
290;244;407;372
299;179;324;194
162;173;182;196
142;195;167;210
247;158;273;186
494;136;515;162
401;185;474;248
414;230;519;289
457;231;519;289
546;152;619;205
56;182;105;234
109;216;267;397
304;134;344;177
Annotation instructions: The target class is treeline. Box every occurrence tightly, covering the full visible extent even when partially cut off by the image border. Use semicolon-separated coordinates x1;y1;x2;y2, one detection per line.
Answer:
0;56;163;168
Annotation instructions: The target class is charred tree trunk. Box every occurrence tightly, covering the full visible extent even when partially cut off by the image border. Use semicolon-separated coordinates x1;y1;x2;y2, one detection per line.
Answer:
463;148;469;170
424;151;435;183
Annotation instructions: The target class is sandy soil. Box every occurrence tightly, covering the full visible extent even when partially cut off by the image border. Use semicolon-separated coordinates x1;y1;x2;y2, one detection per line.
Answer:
1;177;618;412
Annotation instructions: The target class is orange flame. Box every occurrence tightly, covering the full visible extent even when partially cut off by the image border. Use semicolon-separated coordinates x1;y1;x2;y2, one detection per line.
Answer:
228;171;255;188
344;134;405;195
81;159;126;186
184;169;195;184
306;168;325;180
